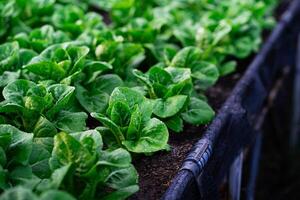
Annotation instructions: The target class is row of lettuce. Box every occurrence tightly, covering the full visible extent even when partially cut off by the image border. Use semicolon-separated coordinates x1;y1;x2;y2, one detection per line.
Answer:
0;0;277;199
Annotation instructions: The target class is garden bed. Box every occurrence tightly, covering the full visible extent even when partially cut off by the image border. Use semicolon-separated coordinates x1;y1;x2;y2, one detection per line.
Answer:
162;0;300;199
131;65;243;200
0;1;284;200
130;1;293;199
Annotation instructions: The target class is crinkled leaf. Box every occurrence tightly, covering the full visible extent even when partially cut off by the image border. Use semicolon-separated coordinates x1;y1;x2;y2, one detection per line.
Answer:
3;79;35;105
84;61;113;84
126;106;142;140
110;101;131;127
51;132;96;173
55;111;87;133
170;47;202;69
91;113;125;147
0;42;19;74
46;84;75;119
165;115;183;133
122;118;168;153
70;130;103;153
0;125;33;165
24;61;66;81
33;116;57;137
0;71;20;88
29;138;53;178
148;66;172;85
181;97;215;125
90;74;124;95
18;49;38;67
165;67;192;83
153;95;188;118
107;87;144;115
9;165;39;189
75;84;109;113
192;61;219;89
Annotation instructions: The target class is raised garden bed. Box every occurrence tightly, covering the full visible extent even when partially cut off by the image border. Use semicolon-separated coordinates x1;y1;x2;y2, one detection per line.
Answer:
131;62;244;200
0;0;289;200
162;0;300;199
131;1;295;199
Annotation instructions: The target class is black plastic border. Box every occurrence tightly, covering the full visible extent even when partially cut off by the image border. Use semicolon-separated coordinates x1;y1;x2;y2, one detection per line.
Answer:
162;1;300;199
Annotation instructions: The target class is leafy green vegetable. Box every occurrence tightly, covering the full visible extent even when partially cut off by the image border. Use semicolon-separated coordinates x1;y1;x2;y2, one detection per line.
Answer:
0;125;35;190
133;66;214;131
49;131;138;200
0;0;277;198
24;43;89;82
95;41;145;79
75;74;123;113
92;87;169;153
0;42;19;74
14;25;70;53
170;47;219;89
0;79;86;134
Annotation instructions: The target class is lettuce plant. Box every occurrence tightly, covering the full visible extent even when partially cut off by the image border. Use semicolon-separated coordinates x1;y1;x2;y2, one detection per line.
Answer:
0;124;138;200
92;87;169;153
23;43;89;83
170;47;219;90
94;41;145;80
75;74;123;114
49;131;138;200
0;42;19;74
0;80;87;136
13;25;70;53
0;125;35;190
133;66;214;132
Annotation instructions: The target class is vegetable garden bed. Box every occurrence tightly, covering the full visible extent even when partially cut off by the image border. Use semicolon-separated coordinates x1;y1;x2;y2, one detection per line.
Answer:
131;62;244;200
132;1;292;199
0;0;285;200
162;0;300;199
